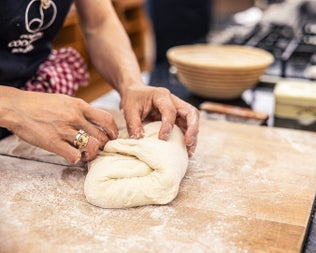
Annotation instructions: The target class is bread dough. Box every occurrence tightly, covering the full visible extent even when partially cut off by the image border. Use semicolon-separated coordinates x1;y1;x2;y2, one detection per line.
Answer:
84;121;189;208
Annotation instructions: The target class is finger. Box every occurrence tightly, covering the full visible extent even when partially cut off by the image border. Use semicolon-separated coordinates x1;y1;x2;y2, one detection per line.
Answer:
51;141;82;164
153;95;177;140
63;128;101;162
122;108;144;139
77;121;110;149
80;136;100;162
177;107;200;157
185;134;198;157
83;106;119;140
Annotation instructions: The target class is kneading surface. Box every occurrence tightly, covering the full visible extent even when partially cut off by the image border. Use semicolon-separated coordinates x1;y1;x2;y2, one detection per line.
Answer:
84;121;188;208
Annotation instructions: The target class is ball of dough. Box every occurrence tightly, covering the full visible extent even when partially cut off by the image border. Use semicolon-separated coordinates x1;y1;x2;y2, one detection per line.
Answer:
84;121;188;208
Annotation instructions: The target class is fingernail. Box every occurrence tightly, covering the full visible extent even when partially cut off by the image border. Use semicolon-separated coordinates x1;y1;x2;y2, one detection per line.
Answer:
188;146;196;157
161;123;173;140
81;151;89;161
161;133;170;140
71;149;82;164
74;157;81;164
131;130;144;139
109;129;119;139
186;137;197;157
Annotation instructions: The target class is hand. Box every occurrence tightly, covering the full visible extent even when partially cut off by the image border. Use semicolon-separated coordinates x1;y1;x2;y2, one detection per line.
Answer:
120;86;199;157
2;88;118;163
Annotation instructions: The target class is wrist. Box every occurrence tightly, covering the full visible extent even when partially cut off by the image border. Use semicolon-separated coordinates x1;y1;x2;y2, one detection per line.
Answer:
116;77;145;98
0;86;23;130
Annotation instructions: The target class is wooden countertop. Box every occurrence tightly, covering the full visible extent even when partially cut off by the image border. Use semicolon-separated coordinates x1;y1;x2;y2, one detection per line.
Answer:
0;110;315;253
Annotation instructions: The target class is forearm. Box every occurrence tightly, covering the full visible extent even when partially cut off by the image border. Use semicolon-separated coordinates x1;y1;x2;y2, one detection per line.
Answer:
0;86;23;130
73;1;199;157
75;0;144;97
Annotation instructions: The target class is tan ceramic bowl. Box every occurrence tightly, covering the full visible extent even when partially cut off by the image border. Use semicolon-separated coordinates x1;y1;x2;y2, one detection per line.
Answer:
167;44;274;100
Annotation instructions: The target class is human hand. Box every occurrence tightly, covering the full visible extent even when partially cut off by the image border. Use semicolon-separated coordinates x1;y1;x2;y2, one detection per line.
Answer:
2;88;118;163
119;86;199;157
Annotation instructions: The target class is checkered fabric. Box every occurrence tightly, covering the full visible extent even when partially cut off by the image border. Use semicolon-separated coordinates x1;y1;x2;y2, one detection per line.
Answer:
24;47;89;96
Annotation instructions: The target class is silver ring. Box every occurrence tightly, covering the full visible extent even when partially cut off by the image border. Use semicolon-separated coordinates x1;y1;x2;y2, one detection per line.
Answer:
73;129;90;149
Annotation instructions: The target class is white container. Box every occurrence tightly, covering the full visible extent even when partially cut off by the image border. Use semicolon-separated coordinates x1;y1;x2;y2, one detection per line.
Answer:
274;79;316;125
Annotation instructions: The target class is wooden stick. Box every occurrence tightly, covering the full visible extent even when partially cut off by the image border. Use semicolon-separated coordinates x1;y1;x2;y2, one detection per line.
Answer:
199;101;269;124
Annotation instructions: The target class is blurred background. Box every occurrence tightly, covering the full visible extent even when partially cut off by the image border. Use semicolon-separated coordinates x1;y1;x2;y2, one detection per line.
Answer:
53;0;316;131
145;0;285;64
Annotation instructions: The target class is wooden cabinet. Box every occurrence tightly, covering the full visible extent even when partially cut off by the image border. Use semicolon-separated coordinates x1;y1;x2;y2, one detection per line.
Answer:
53;0;153;102
112;0;154;72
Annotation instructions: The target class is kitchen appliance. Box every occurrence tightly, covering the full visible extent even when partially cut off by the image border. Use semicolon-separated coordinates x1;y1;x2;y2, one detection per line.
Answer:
207;0;316;130
216;0;316;81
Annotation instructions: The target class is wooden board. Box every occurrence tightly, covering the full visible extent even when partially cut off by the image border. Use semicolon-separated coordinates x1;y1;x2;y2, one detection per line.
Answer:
0;115;315;253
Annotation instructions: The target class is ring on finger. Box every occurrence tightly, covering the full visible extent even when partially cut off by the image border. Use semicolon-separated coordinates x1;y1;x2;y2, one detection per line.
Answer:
73;129;90;149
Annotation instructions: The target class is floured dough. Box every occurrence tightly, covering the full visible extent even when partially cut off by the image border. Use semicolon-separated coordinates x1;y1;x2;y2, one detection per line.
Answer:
84;121;189;208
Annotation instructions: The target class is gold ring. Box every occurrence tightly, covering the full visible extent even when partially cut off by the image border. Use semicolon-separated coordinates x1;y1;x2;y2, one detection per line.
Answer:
73;129;90;149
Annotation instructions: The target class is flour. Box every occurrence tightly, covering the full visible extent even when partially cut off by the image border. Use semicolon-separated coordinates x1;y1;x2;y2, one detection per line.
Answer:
1;119;316;253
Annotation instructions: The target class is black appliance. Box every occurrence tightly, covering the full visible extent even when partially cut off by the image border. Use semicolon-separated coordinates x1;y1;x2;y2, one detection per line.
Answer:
220;0;316;81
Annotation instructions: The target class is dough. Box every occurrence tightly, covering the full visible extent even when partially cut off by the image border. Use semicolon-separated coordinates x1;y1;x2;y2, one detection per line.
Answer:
84;121;189;208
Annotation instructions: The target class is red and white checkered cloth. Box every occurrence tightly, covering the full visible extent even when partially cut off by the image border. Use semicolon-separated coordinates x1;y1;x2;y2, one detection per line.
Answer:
24;47;89;96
